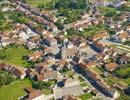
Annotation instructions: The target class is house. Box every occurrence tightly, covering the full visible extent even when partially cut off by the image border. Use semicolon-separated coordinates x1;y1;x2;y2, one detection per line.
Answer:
27;41;38;49
112;32;129;43
119;14;128;21
81;13;90;19
48;45;60;55
1;36;12;47
79;45;97;58
25;21;37;29
62;47;79;61
86;61;97;68
11;67;26;79
92;31;109;41
0;63;6;69
1;64;26;79
93;53;105;61
117;32;129;43
21;88;44;100
35;27;47;35
44;45;60;56
80;60;97;69
113;81;128;91
98;39;113;47
105;63;119;72
35;62;49;74
37;71;61;81
63;76;80;87
28;51;43;61
56;60;69;71
117;55;130;65
93;41;107;52
26;68;37;78
43;55;56;65
44;37;57;47
42;12;58;22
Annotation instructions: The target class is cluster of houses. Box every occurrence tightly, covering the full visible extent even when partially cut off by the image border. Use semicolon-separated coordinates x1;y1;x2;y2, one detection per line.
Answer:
1;0;130;100
0;15;130;100
64;11;105;31
0;63;26;79
15;1;58;32
1;28;130;99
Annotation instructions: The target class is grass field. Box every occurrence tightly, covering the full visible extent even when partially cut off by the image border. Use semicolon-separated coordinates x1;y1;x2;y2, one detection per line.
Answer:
0;46;32;67
0;79;32;100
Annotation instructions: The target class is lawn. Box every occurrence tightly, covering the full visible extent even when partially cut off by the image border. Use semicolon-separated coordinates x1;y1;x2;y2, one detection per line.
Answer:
115;67;130;76
80;82;90;87
0;79;32;100
91;66;104;75
0;46;32;67
64;70;74;77
79;93;93;100
106;74;130;85
122;78;130;85
42;89;52;95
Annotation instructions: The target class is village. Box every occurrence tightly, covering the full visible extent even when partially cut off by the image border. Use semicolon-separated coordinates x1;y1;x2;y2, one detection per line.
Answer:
0;0;130;100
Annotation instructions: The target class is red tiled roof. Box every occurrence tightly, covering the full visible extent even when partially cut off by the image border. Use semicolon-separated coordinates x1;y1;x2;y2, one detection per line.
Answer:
105;63;118;71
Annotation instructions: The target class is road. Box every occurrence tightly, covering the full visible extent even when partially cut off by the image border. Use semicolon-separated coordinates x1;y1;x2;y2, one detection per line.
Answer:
71;65;113;100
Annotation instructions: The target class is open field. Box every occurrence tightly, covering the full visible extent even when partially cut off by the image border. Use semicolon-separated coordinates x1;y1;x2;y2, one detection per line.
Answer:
0;46;32;67
0;79;32;100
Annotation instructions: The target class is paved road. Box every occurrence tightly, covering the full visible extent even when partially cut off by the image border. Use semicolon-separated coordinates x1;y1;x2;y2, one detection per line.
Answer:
72;66;113;100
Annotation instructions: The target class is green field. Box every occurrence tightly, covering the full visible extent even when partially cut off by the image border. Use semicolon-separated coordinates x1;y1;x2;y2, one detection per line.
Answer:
0;79;32;100
0;46;32;67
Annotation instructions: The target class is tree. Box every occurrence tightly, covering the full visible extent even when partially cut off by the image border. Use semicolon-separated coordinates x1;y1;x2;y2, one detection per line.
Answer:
32;80;51;90
55;22;64;30
0;12;4;20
